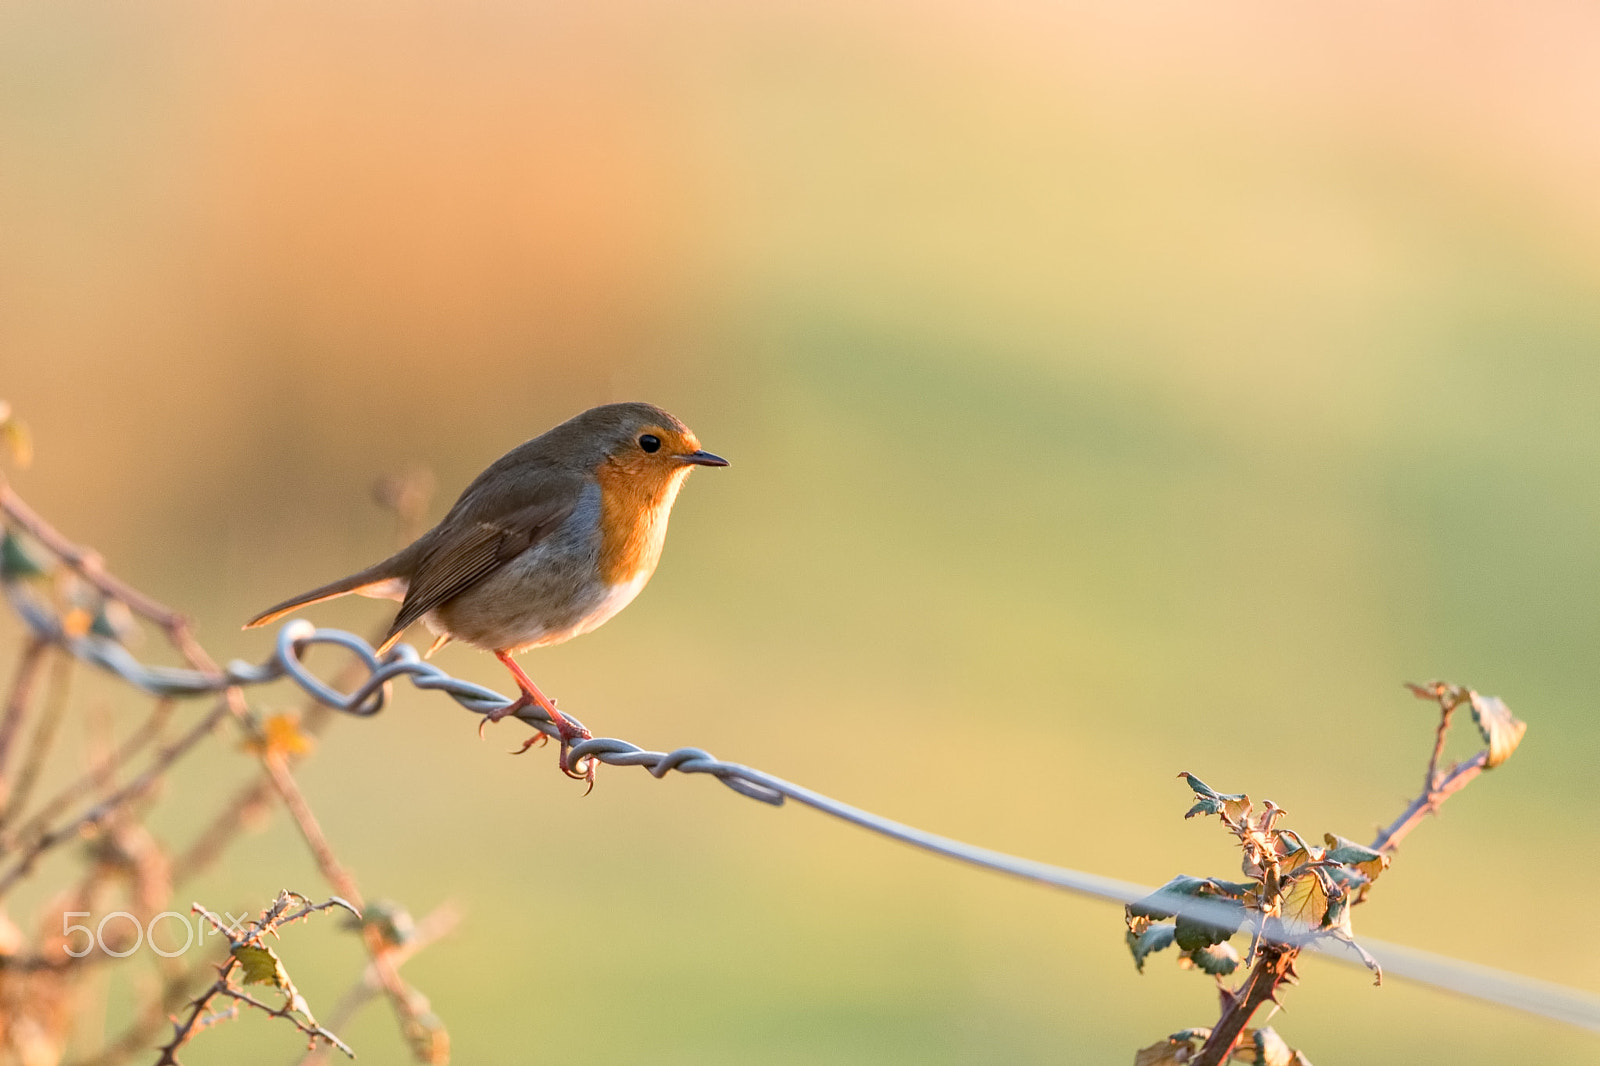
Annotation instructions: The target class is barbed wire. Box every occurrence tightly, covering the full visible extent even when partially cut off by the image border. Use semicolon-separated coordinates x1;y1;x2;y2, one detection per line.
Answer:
4;573;1599;1036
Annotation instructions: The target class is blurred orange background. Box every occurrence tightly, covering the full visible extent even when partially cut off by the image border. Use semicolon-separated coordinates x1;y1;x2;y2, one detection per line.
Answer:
4;2;1600;1062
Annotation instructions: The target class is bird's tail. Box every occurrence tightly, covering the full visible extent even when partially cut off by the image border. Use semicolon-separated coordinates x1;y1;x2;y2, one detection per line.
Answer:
243;561;406;630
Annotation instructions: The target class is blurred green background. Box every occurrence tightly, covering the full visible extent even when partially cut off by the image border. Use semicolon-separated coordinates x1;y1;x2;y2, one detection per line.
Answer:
3;1;1600;1062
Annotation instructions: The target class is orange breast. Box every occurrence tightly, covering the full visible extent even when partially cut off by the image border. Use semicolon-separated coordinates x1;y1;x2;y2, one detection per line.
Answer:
595;458;689;585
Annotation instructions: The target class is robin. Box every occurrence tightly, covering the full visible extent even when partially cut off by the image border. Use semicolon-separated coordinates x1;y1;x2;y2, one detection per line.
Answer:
245;401;728;785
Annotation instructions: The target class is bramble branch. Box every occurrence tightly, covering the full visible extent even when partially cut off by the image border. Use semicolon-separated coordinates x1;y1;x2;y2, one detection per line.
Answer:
0;635;48;806
1;453;453;1065
1178;683;1527;1066
0;698;232;899
155;892;357;1065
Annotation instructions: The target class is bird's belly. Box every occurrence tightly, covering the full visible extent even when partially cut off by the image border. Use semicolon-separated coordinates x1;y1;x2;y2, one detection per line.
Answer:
430;542;652;654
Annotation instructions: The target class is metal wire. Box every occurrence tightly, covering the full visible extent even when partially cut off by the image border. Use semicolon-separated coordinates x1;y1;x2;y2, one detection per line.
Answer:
4;575;1599;1034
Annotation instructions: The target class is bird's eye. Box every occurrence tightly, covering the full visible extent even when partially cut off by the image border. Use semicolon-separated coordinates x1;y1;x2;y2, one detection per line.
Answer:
638;434;661;453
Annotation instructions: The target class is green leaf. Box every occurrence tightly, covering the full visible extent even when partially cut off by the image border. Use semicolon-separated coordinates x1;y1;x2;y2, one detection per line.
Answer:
89;599;137;643
1128;876;1208;921
232;943;289;987
231;942;323;1026
361;900;417;949
1178;772;1252;823
1127;923;1177;972
0;531;50;580
1129;877;1245;950
1182;941;1241;975
1322;834;1388;889
1275;829;1312;857
1468;692;1527;768
1175;896;1243;952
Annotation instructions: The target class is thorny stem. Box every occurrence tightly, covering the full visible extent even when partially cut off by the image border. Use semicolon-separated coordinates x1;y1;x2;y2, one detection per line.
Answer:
0;480;198;649
157;893;357;1064
1409;681;1471;794
0;636;48;808
1425;702;1455;792
170;613;397;885
1370;751;1488;855
64;956;215;1066
299;902;461;1066
1192;695;1497;1066
168;776;275;885
2;475;446;1063
214;987;354;1058
1194;947;1296;1066
2;697;175;844
4;647;76;826
0;697;232;898
153;972;233;1066
260;752;433;1051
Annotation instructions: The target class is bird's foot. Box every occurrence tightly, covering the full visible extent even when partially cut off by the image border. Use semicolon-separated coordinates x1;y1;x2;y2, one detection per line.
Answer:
552;717;597;794
479;693;536;740
496;701;593;790
510;710;593;790
493;650;597;791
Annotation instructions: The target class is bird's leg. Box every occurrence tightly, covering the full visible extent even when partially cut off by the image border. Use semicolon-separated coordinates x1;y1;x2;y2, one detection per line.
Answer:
490;650;595;786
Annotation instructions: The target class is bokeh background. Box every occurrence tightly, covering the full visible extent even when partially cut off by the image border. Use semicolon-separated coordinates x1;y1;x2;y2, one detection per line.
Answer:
4;1;1600;1062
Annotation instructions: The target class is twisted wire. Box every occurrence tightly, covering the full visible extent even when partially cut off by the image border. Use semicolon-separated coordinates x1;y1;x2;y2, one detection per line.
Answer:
4;574;1599;1033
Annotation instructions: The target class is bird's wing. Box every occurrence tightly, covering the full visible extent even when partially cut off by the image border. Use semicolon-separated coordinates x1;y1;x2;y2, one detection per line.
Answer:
378;494;577;653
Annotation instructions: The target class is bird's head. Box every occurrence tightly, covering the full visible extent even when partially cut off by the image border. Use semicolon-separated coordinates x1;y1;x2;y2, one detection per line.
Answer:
561;403;726;582
583;401;727;485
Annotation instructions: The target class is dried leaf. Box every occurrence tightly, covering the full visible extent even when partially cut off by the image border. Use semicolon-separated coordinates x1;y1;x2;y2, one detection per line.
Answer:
1468;692;1526;768
1231;1027;1296;1066
60;605;93;638
405;1009;451;1065
1135;1040;1188;1066
286;988;314;1019
248;712;316;759
1277;864;1334;935
0;416;31;468
0;908;24;956
1135;1029;1210;1066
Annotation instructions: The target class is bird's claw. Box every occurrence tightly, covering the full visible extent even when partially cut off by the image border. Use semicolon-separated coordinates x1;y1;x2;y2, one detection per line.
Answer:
555;723;597;793
510;732;549;755
479;694;532;740
489;666;596;791
498;706;595;792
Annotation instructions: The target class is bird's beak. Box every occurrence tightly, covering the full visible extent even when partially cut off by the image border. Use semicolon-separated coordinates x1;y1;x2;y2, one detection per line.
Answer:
677;449;730;467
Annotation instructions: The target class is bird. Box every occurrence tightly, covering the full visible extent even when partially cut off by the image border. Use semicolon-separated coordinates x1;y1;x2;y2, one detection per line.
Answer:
244;402;728;785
